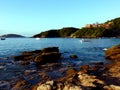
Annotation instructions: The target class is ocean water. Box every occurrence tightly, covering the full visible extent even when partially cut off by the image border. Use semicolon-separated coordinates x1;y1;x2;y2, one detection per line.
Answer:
0;38;120;83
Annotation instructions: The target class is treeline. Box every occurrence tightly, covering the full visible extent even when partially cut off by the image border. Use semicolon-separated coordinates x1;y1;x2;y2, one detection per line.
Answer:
33;27;79;38
33;17;120;38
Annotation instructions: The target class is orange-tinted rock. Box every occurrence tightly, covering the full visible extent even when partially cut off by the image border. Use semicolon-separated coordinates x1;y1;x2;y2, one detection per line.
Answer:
80;65;89;73
12;80;28;90
105;44;120;61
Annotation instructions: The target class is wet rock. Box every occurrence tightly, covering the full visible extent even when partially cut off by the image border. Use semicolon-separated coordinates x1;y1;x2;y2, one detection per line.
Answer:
34;52;61;64
0;81;10;90
24;70;37;75
105;45;120;77
22;50;41;55
16;61;30;65
80;65;89;73
36;84;52;90
105;62;120;77
14;47;61;65
31;50;42;54
33;80;54;90
14;55;34;61
91;62;104;66
63;84;81;90
41;47;59;53
70;54;78;59
103;85;120;90
22;51;33;55
77;72;104;87
12;79;28;90
105;44;120;61
34;80;82;90
65;68;77;75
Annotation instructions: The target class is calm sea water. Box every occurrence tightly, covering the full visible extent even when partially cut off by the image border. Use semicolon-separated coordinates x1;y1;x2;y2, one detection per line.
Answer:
0;38;120;83
0;38;120;61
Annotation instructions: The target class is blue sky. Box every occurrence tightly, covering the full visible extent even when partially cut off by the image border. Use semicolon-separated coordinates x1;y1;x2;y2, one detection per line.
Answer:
0;0;120;36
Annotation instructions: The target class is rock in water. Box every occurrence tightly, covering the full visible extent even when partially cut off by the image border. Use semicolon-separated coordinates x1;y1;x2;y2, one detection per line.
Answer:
34;47;61;64
70;54;78;59
41;47;59;53
34;52;61;64
105;44;120;61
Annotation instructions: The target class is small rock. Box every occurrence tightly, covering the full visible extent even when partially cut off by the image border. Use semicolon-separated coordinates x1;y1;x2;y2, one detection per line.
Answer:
70;54;78;59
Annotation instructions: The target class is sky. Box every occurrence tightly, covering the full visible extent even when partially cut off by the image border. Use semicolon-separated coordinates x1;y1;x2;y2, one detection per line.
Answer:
0;0;120;37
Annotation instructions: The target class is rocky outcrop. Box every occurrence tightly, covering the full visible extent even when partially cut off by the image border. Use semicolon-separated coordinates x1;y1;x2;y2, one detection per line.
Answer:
33;70;104;90
9;45;120;90
34;52;61;64
32;45;120;90
14;47;61;65
105;44;120;61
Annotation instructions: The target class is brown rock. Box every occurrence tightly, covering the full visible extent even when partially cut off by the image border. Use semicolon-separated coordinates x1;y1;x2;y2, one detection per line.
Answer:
41;47;59;53
65;68;77;75
14;55;32;61
14;55;28;61
22;51;33;55
30;50;42;54
12;80;28;90
105;44;120;61
80;65;89;73
34;52;61;64
70;54;78;59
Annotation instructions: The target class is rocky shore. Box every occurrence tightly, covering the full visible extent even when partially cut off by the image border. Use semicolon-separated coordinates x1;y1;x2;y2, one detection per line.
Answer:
0;46;120;90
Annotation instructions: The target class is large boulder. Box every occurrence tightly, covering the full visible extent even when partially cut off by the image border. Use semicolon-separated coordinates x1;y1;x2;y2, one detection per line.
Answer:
22;50;41;55
41;47;59;53
105;44;120;61
34;52;61;64
33;47;61;64
14;47;61;65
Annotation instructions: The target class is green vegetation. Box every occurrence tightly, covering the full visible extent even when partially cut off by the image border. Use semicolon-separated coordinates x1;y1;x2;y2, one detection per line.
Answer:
71;27;106;38
33;30;59;38
33;27;79;38
33;17;120;38
58;27;79;37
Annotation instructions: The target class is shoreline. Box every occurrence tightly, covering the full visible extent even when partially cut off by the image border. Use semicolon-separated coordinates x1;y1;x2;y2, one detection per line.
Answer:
0;46;120;90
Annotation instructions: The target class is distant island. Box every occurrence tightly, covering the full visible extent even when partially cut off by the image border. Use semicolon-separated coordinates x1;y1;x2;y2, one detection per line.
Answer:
33;17;120;38
0;34;25;38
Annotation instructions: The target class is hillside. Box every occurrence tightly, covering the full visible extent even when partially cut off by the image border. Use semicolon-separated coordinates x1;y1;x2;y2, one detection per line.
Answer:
0;34;25;38
33;27;79;38
33;17;120;38
71;17;120;38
